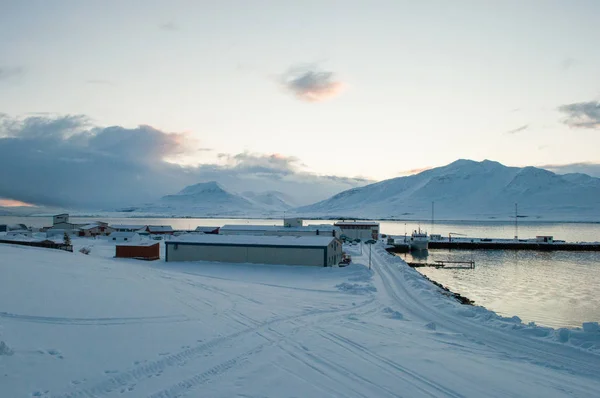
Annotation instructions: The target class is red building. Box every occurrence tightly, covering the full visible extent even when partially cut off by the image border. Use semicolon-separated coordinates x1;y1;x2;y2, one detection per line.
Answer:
115;242;160;260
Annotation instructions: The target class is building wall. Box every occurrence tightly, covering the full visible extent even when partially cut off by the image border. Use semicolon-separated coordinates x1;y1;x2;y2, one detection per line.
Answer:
53;214;69;225
338;226;379;241
166;243;327;266
221;229;339;238
80;226;114;237
51;222;76;231
115;243;160;260
323;239;343;266
284;218;303;227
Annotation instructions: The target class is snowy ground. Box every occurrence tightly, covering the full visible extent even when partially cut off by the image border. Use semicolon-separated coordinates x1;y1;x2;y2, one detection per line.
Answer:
1;239;600;397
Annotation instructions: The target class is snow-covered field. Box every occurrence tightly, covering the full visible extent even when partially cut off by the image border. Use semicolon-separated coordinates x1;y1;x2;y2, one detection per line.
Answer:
1;239;600;397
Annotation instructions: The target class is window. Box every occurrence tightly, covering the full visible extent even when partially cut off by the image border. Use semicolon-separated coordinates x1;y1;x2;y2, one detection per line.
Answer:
112;237;116;241
124;238;128;241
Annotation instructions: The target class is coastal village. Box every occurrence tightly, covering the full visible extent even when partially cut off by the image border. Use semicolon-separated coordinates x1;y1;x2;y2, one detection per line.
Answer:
0;214;381;266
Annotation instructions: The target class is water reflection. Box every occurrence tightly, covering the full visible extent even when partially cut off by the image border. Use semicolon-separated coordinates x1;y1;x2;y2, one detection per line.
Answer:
401;249;600;328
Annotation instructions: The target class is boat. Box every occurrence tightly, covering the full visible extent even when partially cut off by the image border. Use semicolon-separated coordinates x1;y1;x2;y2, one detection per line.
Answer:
409;228;429;251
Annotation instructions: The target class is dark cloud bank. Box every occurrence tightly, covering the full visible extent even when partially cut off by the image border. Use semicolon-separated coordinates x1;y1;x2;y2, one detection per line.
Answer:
0;114;370;209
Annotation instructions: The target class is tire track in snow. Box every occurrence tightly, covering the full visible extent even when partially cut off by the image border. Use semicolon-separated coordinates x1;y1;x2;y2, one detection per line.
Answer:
52;298;375;398
0;312;190;326
146;300;383;398
319;330;465;398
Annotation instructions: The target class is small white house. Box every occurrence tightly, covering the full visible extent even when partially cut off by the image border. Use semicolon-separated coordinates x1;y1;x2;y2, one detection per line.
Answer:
111;225;148;232
6;230;33;238
47;229;79;238
53;213;69;225
109;232;141;243
284;217;303;227
78;223;114;237
334;221;380;241
536;235;554;243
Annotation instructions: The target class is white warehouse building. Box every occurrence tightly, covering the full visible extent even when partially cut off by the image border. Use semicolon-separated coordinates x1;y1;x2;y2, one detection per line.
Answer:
334;221;380;241
165;234;342;267
219;224;342;238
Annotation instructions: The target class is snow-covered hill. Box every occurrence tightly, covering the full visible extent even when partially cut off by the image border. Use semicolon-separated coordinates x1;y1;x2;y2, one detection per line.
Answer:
125;182;290;217
293;160;600;221
241;190;296;211
2;241;600;397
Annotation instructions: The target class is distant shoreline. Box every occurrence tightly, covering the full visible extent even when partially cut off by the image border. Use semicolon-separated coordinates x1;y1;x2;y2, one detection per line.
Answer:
4;214;599;224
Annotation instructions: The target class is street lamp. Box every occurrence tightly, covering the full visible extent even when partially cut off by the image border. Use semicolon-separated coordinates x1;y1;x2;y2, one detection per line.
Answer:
365;239;377;270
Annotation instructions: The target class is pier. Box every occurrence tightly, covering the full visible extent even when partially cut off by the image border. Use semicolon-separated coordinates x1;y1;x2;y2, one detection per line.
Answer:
407;260;475;269
387;235;600;252
428;240;600;251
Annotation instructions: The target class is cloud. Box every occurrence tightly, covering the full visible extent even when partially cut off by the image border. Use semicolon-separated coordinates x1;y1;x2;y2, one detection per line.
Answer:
217;152;303;178
0;198;35;207
281;66;345;102
561;57;576;71
505;124;529;135
0;114;370;208
0;66;24;81
539;162;600;178
558;101;600;129
398;167;433;176
159;22;179;31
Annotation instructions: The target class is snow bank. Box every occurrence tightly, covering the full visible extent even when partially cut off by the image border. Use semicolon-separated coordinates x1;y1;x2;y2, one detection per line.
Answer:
2;242;600;397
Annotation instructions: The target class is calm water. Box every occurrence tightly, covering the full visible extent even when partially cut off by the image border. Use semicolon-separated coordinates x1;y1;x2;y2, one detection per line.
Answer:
2;216;599;328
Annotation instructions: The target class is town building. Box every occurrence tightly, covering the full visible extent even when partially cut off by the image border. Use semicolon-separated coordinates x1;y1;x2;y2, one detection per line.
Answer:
115;242;160;260
111;225;148;232
195;226;220;234
165;234;342;267
46;229;79;238
78;223;114;237
143;225;174;235
109;232;141;243
53;213;69;225
219;224;341;238
0;224;28;232
334;221;380;241
5;230;33;238
283;217;303;227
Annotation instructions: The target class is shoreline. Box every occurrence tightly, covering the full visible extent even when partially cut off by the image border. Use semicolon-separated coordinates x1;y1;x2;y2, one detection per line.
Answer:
4;214;600;224
384;249;476;306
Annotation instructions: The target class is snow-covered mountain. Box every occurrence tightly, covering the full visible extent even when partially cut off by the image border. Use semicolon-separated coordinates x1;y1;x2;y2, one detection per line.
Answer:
124;182;291;217
293;160;600;221
241;191;296;211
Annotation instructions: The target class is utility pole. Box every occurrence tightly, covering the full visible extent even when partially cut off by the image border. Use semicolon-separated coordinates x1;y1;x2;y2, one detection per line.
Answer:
514;203;518;240
369;243;372;270
431;201;435;234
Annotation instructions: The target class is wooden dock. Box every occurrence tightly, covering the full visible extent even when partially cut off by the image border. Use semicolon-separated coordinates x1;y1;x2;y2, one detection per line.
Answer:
407;260;475;269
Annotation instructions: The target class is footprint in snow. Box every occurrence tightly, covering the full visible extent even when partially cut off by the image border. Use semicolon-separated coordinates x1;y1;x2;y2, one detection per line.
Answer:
383;307;404;320
104;370;119;374
425;322;437;331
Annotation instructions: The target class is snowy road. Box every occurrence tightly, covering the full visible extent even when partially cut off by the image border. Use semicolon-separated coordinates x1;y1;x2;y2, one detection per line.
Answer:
1;242;599;397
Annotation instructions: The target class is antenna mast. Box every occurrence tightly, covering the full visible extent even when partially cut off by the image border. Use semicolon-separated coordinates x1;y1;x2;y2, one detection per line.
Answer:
514;203;518;240
431;201;435;234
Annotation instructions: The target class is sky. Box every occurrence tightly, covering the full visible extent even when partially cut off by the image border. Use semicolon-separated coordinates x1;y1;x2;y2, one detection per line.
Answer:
1;0;600;208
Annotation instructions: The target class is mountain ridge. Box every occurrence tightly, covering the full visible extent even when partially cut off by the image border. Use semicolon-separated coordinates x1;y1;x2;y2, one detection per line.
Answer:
292;160;600;221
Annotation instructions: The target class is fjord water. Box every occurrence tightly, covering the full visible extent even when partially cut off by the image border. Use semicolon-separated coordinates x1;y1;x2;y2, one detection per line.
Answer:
391;220;600;329
3;216;599;328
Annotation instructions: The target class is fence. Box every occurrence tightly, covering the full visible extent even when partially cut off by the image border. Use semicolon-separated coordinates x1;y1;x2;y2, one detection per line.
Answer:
0;239;73;252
